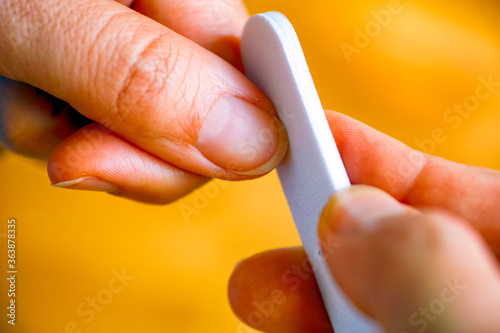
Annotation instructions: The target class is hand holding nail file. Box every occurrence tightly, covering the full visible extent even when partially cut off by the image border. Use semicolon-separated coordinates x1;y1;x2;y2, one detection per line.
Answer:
241;12;383;333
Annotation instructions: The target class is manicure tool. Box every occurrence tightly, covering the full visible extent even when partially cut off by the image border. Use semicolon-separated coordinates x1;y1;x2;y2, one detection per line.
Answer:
241;12;383;333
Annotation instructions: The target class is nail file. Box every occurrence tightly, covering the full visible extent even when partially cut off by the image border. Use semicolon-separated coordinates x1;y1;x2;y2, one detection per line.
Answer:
241;12;383;333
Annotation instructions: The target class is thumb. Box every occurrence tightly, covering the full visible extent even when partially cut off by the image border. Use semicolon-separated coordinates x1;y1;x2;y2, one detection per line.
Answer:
318;185;500;333
2;0;287;179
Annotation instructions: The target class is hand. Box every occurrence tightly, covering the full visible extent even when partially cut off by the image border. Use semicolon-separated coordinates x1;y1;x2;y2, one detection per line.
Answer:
229;110;500;333
0;0;288;203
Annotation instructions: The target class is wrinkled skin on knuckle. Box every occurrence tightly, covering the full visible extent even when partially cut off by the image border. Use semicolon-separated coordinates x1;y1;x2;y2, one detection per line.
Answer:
112;33;203;142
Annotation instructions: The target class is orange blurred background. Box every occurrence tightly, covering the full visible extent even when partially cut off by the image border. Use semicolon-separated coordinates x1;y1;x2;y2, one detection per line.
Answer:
1;0;500;332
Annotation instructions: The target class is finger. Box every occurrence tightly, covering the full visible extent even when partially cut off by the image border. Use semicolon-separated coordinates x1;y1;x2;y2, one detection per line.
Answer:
48;123;208;204
45;0;249;200
132;0;249;69
228;247;334;333
1;0;287;180
326;110;500;253
0;0;247;159
0;76;91;159
319;185;500;333
227;203;419;332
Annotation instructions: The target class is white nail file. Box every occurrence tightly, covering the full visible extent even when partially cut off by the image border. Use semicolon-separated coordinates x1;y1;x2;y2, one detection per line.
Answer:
241;12;383;333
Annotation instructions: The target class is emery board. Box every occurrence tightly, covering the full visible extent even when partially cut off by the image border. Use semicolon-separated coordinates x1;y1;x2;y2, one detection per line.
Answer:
241;12;383;333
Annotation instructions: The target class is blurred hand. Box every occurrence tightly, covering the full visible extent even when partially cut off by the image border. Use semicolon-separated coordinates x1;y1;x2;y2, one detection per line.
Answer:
0;0;288;203
229;110;500;333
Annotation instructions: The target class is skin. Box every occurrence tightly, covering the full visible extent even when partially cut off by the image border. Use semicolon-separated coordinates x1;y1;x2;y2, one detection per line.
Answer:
229;111;500;333
2;1;500;331
0;0;287;204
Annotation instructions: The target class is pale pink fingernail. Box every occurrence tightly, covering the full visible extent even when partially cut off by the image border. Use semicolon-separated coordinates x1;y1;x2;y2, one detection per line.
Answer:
197;96;288;175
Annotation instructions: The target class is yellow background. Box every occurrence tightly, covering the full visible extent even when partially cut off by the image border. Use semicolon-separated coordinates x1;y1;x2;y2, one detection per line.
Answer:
1;0;500;332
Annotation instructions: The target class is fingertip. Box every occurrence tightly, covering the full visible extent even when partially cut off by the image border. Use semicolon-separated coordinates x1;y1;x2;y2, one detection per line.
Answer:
229;248;334;333
319;195;500;333
197;96;288;176
318;185;407;242
48;123;209;204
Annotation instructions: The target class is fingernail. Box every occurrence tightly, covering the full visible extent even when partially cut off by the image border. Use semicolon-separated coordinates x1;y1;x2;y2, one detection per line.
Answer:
197;96;288;175
318;185;407;238
51;177;117;193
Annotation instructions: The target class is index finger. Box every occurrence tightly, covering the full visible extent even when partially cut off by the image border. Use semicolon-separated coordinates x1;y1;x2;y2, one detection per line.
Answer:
327;110;500;253
132;0;249;70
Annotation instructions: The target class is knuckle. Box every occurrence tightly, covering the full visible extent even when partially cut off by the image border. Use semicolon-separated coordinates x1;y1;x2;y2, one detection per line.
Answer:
112;32;200;137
